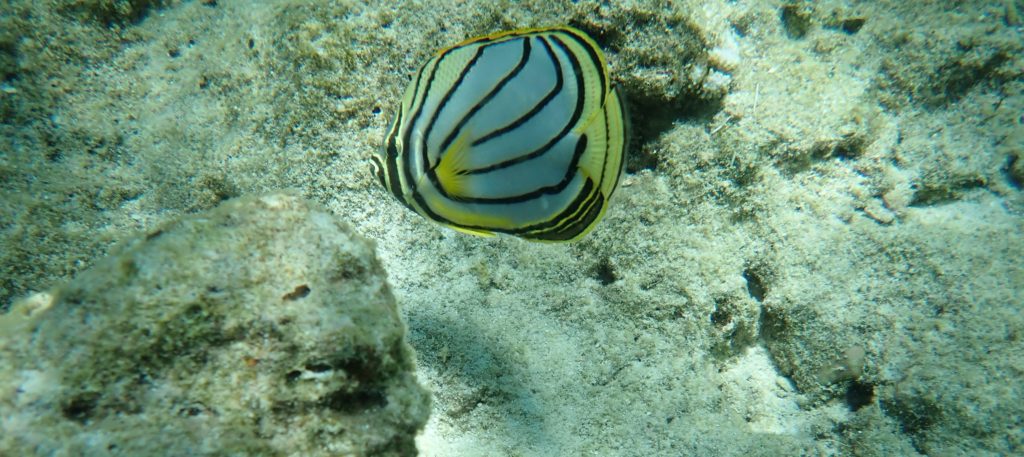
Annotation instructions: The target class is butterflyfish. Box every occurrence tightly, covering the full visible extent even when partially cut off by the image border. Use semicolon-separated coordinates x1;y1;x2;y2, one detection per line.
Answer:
371;26;627;242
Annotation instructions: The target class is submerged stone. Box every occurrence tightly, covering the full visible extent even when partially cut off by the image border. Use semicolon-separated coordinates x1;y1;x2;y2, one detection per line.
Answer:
0;193;430;456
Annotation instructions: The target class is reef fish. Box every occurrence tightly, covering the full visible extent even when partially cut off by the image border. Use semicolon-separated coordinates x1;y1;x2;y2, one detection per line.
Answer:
371;26;627;242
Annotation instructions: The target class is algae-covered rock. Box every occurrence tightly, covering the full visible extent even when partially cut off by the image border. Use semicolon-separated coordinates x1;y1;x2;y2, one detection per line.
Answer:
0;193;430;456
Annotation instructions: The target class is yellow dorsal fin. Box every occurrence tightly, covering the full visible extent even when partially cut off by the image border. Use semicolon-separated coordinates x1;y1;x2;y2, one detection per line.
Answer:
435;131;473;198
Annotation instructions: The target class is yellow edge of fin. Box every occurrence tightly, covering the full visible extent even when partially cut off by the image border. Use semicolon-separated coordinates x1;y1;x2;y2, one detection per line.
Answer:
448;225;497;237
600;86;626;196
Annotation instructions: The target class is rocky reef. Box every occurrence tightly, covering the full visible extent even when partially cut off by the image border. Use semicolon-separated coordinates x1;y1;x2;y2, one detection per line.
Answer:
0;193;430;456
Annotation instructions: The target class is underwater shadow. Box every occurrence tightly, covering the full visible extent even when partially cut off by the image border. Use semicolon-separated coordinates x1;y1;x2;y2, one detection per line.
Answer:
405;308;555;452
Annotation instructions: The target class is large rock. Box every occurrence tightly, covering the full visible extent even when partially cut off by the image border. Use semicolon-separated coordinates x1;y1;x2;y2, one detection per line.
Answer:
0;193;430;456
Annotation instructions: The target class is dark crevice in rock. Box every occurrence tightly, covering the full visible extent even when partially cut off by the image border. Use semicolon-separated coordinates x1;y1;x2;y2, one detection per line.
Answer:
1003;153;1022;189
846;380;875;411
781;4;812;39
909;178;987;207
742;268;768;303
62;392;101;423
323;388;387;413
282;284;311;301
812;134;869;162
936;51;1010;106
839;18;866;34
625;89;724;173
305;362;333;373
590;258;618;285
